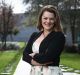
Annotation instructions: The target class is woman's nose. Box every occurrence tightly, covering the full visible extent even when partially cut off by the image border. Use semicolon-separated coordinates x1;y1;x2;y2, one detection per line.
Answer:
47;19;50;23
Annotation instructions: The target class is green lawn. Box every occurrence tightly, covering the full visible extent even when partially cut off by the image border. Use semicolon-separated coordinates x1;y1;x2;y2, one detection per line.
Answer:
0;51;19;73
60;52;80;70
0;42;25;74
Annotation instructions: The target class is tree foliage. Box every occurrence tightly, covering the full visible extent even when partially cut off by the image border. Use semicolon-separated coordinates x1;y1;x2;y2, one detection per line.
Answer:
0;0;18;49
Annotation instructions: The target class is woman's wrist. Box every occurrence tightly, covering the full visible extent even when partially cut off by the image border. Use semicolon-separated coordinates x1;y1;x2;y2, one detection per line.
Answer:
29;53;36;58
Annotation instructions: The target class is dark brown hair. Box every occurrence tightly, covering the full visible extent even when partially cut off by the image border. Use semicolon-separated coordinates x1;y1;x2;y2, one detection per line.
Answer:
37;5;63;32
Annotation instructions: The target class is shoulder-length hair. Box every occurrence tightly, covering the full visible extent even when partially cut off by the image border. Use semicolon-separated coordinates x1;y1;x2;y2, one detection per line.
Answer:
37;5;63;32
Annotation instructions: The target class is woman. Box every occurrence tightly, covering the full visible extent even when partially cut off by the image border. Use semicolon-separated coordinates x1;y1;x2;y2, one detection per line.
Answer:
22;5;65;75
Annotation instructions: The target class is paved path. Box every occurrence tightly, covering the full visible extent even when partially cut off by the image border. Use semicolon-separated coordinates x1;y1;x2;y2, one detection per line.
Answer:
13;58;80;75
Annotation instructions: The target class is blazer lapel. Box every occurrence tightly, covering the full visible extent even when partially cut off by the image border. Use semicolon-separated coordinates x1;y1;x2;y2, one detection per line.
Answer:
39;31;56;53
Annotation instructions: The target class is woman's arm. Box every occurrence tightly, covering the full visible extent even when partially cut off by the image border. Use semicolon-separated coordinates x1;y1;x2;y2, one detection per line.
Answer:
32;33;65;64
29;53;53;66
31;59;53;66
22;32;37;64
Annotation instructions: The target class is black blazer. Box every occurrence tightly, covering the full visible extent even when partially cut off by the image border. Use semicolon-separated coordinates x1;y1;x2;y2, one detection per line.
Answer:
23;31;65;66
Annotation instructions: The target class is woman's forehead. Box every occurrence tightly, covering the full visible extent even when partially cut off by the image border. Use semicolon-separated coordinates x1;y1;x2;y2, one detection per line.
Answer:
42;11;55;17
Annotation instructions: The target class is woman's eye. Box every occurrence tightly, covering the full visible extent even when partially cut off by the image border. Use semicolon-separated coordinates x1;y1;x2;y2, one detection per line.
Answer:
50;18;54;20
43;17;47;20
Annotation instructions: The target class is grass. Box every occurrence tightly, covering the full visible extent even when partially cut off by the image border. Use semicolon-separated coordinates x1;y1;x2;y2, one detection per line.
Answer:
60;52;80;70
11;51;22;75
0;51;18;73
0;42;80;74
12;42;26;74
0;42;26;75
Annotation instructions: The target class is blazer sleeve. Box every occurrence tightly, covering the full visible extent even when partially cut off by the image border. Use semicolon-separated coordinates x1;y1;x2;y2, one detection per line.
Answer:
22;32;37;64
33;33;65;64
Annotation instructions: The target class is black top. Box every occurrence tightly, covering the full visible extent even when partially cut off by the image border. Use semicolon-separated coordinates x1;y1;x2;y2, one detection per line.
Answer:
22;31;65;66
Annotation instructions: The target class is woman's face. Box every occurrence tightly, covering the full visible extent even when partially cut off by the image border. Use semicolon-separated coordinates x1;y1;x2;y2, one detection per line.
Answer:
41;11;55;31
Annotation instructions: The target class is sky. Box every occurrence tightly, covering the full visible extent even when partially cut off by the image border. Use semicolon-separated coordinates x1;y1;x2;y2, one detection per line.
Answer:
0;0;31;13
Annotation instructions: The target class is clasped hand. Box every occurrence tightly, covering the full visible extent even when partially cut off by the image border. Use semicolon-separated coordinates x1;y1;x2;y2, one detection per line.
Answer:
29;53;36;58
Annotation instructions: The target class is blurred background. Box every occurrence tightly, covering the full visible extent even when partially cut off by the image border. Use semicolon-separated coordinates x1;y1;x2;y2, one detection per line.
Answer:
0;0;80;75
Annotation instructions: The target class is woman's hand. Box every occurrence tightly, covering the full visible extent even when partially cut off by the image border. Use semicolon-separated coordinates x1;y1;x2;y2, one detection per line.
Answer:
29;53;36;58
31;59;42;66
29;53;53;66
29;53;42;66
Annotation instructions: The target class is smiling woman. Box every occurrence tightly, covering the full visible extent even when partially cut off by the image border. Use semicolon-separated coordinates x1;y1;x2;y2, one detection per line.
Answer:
15;5;65;75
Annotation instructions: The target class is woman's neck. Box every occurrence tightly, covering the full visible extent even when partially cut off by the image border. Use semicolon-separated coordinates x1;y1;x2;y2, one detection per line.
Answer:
43;30;52;37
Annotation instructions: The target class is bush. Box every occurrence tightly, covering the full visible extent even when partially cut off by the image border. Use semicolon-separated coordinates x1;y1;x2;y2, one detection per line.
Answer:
6;43;20;50
65;44;78;53
0;42;20;50
77;44;80;54
13;27;19;35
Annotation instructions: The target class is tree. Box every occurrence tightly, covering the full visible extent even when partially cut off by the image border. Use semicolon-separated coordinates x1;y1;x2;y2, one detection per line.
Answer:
61;0;78;44
0;0;17;50
59;0;80;53
23;0;61;25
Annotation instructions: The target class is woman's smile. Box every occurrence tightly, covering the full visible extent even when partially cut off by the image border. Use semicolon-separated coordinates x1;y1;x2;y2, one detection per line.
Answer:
41;11;55;31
